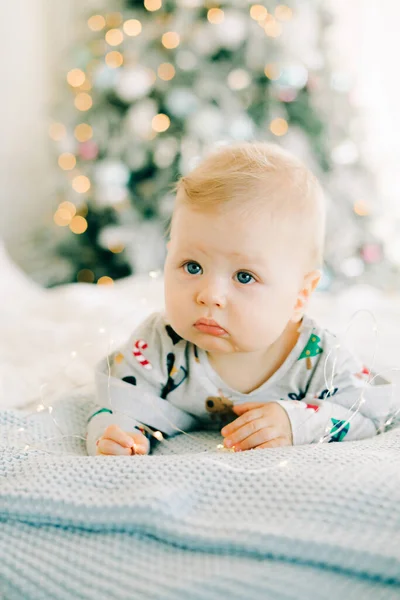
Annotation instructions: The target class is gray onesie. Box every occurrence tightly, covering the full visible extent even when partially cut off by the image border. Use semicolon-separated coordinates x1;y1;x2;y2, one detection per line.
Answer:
86;311;396;455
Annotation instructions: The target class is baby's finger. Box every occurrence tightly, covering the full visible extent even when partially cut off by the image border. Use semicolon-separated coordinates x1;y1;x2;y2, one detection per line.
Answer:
128;432;150;455
96;438;133;456
231;426;278;451
103;424;135;449
224;419;270;450
221;409;265;437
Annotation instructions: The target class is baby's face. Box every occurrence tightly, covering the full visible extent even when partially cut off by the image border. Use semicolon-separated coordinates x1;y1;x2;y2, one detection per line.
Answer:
164;202;307;356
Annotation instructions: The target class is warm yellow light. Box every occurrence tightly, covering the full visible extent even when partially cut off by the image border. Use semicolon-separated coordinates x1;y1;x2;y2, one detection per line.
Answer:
72;175;91;193
53;209;72;227
74;93;93;111
123;19;142;36
354;200;370;216
109;244;125;253
275;5;293;21
105;51;124;68
157;62;176;81
88;15;106;31
162;32;180;49
144;0;162;11
250;5;268;21
105;13;123;28
264;18;282;37
77;269;95;283
58;153;76;171
59;201;77;217
49;122;66;141
97;276;114;286
264;63;281;80
152;113;171;132
67;69;86;87
74;123;93;142
207;8;224;24
270;118;288;136
70;216;88;234
105;28;124;46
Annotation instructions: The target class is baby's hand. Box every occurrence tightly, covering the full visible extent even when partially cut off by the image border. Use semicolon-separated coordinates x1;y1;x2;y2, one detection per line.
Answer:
221;402;293;451
96;424;150;456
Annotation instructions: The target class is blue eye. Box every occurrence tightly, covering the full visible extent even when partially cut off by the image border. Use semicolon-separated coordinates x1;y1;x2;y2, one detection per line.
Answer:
235;271;255;285
183;262;202;275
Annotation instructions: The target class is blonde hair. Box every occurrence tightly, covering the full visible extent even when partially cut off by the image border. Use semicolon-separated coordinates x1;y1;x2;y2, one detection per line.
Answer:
173;142;326;270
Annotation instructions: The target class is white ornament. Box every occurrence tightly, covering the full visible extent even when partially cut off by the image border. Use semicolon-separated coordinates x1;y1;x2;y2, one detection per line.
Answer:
176;50;198;71
165;88;199;118
95;186;128;208
116;66;155;102
187;106;224;140
280;65;309;89
154;137;179;168
94;160;130;187
213;11;248;49
227;69;251;90
126;99;158;137
229;115;255;139
331;140;359;165
93;65;118;90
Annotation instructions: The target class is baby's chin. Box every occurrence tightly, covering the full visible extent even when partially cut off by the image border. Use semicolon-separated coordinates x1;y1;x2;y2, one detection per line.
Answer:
188;330;239;354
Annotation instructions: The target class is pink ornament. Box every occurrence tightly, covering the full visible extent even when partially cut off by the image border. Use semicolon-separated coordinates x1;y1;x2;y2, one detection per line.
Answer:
361;244;382;264
278;88;297;103
79;141;99;161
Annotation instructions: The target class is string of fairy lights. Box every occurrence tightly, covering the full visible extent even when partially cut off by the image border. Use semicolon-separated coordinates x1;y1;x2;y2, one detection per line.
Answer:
49;1;379;286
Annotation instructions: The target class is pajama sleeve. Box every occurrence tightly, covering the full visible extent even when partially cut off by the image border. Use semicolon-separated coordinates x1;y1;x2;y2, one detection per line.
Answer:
276;341;396;446
86;312;198;456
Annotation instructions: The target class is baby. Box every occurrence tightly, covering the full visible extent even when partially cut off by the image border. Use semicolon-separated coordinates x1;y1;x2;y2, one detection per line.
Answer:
86;142;394;456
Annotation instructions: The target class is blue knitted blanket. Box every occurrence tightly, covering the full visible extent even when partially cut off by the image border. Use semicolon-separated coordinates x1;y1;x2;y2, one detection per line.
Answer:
1;396;400;600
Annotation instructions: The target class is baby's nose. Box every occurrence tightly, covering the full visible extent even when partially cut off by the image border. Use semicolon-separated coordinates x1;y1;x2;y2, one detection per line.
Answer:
196;283;227;308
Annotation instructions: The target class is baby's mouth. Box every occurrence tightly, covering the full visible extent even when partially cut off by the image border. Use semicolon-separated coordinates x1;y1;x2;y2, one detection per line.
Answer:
194;318;228;336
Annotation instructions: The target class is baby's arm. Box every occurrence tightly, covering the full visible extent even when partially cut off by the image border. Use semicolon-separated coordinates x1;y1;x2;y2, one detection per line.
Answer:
86;312;198;456
277;342;395;445
86;312;169;456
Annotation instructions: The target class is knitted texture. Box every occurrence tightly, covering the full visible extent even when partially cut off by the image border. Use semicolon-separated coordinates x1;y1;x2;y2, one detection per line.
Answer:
1;396;400;599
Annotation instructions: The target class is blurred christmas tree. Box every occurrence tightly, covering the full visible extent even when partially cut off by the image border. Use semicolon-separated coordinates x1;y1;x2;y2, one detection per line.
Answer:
46;0;392;289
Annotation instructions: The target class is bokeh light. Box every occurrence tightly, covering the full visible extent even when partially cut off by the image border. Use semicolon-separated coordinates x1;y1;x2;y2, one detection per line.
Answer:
67;69;86;87
152;114;171;132
207;8;224;24
74;93;93;111
74;123;93;142
87;15;106;31
105;51;124;68
58;153;76;171
72;176;91;193
158;63;176;81
70;216;88;234
162;32;180;49
270;118;288;136
123;19;142;36
105;29;124;46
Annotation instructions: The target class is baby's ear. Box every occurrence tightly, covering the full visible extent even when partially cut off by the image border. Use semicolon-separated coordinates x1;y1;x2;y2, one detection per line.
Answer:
291;270;321;323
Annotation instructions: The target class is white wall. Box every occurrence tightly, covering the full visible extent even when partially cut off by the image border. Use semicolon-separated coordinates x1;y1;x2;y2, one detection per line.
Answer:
328;0;400;213
0;0;78;263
